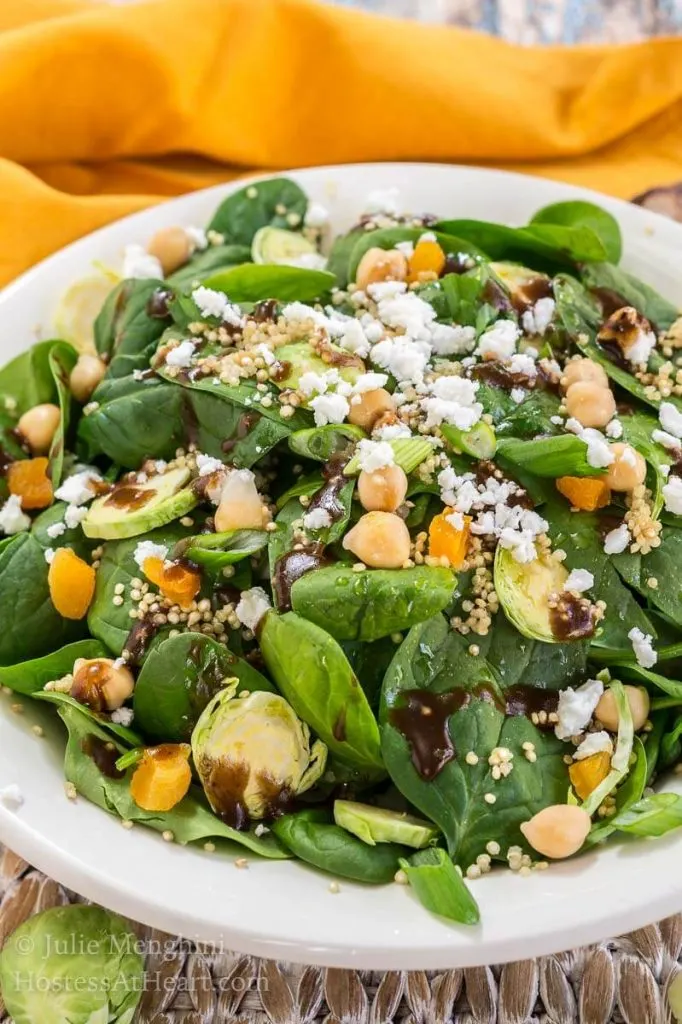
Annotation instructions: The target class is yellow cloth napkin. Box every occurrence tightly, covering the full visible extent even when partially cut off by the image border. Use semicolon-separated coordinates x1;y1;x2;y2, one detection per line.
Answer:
2;0;682;286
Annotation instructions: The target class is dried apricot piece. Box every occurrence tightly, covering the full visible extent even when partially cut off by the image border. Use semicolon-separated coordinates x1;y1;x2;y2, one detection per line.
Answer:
130;744;192;812
568;751;612;800
143;556;201;610
408;238;446;283
48;547;96;619
7;457;53;510
428;510;470;569
556;476;610;512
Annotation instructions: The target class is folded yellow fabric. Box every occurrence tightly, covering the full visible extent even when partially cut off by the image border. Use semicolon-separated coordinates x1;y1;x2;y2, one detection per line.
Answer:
2;0;682;285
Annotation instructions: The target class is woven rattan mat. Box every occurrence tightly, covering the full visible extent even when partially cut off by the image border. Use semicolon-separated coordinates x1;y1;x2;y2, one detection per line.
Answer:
0;844;679;1023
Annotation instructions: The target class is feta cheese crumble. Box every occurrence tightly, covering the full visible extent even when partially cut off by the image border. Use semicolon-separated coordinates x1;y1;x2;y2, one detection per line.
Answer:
196;454;224;477
165;340;195;369
185;226;208;250
46;521;66;539
626;324;656;365
351;372;388;394
663;475;682;515
603;523;631;554
564;568;594;594
628;626;657;668
421;376;483;430
64;505;88;529
133;541;169;569
574;731;613;760
476;319;519;361
0;494;30;535
555;678;604;740
356;439;395;473
605;419;623;439
309;392;350;427
122;244;163;280
192;286;243;326
235;587;272;632
430;324;476;356
659;402;682;440
44;548;56;565
302;508;332;531
111;707;135;727
521;297;555;337
54;471;101;507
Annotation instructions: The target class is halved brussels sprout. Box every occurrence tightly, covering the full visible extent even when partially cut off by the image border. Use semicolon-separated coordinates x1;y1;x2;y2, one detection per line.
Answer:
191;681;327;823
494;545;568;643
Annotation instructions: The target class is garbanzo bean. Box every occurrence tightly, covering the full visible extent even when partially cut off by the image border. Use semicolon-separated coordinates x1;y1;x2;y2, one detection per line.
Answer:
520;804;592;859
71;657;135;711
347;388;395;431
147;226;193;276
596;685;650;732
342;511;411;568
358;465;408;513
561;357;609;392
69;353;107;403
602;442;647;492
355;248;408;292
564;381;616;428
17;404;61;455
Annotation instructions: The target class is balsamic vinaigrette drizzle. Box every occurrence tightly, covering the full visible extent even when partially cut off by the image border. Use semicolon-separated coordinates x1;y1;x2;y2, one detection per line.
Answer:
200;757;295;831
81;735;125;780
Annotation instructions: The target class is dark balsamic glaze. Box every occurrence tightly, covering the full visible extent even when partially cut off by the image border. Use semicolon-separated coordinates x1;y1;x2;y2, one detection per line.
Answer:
509;275;553;314
590;287;629;319
104;484;154;512
81;735;125;779
273;544;329;612
221;412;261;453
123;615;161;666
550;593;597;641
0;446;14;476
146;289;174;319
388;689;471;780
71;660;111;712
200;757;295;830
307;455;349;523
504;685;559;725
252;299;279;322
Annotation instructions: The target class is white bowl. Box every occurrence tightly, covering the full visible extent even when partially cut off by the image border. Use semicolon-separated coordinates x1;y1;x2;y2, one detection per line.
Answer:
0;163;681;969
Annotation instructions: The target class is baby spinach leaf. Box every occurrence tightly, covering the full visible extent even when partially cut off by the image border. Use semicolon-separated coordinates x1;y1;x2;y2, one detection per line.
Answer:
341;636;400;711
612;525;682;627
580;262;678;331
94;278;168;377
326;229;365;288
178;530;268;571
204;264;335;304
155;370;310;431
489;387;561;439
35;690;142;747
400;847;479;925
439;270;488;327
348;227;485;283
47;342;78;489
167;244;251;290
605;791;682;837
31;502;94;561
531;201;622;264
133;632;272;742
259;610;385;777
78;378;185;466
0;340;60;415
552;273;602;340
0;639;108;696
496;435;600;478
271;809;405;883
288;424;365;462
290;566;455;642
208;178;308;246
436;218;609;265
0;533;86;665
57;703;288;858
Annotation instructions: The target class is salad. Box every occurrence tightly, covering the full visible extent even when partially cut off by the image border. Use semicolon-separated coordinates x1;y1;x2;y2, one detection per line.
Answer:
2;176;682;926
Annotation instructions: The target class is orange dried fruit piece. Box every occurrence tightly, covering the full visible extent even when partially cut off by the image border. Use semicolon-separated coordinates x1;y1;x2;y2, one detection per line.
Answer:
407;238;446;283
7;457;53;510
48;547;96;619
142;556;201;610
556;476;610;512
568;751;612;800
428;510;470;569
130;744;192;812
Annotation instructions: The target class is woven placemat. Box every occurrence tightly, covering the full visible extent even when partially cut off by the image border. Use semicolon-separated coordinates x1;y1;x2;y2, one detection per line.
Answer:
0;844;678;1024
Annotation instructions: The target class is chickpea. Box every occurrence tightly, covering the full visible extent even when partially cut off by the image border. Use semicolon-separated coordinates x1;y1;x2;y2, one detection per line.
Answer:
146;226;193;276
602;442;646;492
358;464;408;513
214;469;268;532
348;388;394;431
355;248;408;292
69;353;107;403
520;804;592;860
564;381;616;428
596;685;650;732
342;511;411;569
17;403;61;455
561;357;609;392
71;657;135;712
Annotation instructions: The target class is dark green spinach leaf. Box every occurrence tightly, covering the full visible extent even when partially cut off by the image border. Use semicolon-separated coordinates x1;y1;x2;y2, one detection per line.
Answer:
0;639;108;695
208;178;308;246
400;847;479;925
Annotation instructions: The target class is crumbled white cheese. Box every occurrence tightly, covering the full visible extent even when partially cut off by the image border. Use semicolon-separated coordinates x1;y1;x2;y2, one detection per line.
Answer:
555;678;604;740
54;471;100;507
165;340;195;369
0;784;24;810
580;428;614;469
626;326;656;365
111;707;135;727
356;439;395;473
44;548;56;565
287;252;327;271
510;388;526;405
192;287;243;326
663;475;682;515
371;285;437;343
659;402;682;440
509;352;537;377
64;504;88;529
370;337;430;386
564;568;594;594
445;510;465;531
302;508;332;531
352;372;388;394
310;392;350;427
421;376;483;430
374;421;412;441
280;301;330;330
196;454;224;477
304;202;330;228
0;494;30;536
603;523;631;554
235;587;272;632
46;521;66;539
364;187;401;217
394;240;414;259
628;626;657;668
497;527;538;564
255;343;276;366
185;226;208;250
476;319;519;361
574;731;613;761
620;445;637;467
652;428;681;451
122;244;163;280
521;297;555;336
430;324;476;356
605;419;623;439
298;371;331;397
133;541;169;569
